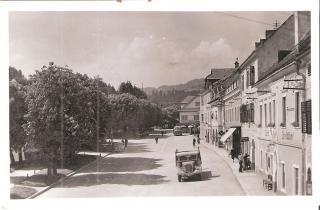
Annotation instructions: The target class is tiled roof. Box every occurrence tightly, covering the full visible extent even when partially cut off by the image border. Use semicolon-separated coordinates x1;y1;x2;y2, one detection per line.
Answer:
205;68;235;80
180;95;197;104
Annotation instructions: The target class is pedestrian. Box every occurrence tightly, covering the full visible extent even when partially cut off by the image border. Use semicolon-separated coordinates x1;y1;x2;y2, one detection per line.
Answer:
197;136;200;144
155;137;158;144
244;153;249;170
231;149;235;162
124;138;128;148
193;138;196;147
239;154;243;173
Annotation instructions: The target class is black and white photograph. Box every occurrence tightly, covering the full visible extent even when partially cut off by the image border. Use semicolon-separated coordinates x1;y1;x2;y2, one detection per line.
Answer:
1;0;319;210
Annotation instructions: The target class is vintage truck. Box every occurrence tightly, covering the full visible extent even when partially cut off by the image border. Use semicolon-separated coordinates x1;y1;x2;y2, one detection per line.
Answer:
175;147;202;182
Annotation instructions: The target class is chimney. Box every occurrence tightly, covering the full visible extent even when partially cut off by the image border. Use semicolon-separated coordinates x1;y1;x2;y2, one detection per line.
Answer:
234;58;239;68
255;42;260;48
260;38;266;45
265;30;276;39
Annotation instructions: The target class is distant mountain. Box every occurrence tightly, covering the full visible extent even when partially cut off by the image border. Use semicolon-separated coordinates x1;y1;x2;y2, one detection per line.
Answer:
144;78;204;107
144;78;204;95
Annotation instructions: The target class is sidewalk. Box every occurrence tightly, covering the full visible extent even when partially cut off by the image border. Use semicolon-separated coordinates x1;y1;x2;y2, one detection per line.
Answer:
10;151;111;199
202;142;282;196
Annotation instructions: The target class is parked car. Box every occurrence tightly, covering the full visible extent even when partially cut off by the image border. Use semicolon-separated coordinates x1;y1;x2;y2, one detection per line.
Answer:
173;126;183;136
175;147;202;182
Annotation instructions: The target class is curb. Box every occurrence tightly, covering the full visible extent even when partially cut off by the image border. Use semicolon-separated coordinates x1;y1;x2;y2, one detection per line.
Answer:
201;143;248;196
27;152;113;199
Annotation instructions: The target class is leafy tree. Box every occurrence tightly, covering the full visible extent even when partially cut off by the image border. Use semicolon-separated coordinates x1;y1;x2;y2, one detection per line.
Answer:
118;81;147;99
23;63;112;176
160;105;179;128
9;67;28;165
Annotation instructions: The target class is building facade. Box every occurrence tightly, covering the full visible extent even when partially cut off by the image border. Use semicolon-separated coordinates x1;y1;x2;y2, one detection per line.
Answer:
179;95;200;126
242;11;311;195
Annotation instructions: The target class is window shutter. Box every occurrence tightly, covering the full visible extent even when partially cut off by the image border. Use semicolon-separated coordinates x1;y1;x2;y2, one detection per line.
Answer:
250;103;255;122
306;100;312;134
301;101;307;133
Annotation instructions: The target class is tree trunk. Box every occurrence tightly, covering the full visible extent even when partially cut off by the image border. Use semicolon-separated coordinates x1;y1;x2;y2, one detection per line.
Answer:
47;157;52;176
52;156;57;176
18;147;23;166
10;149;16;166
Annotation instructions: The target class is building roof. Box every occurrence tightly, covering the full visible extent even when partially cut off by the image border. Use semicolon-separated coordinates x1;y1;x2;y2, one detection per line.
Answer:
180;95;198;104
255;31;310;85
205;68;235;81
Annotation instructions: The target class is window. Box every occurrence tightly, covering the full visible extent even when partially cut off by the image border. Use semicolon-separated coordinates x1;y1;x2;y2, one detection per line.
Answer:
282;97;286;126
269;102;272;125
294;167;299;195
295;92;299;125
246;70;249;88
307;63;311;76
250;103;254;123
273;100;276;125
201;114;204;122
241;75;245;90
201;96;204;105
260;150;263;169
301;100;312;134
250;65;255;85
264;104;267;127
195;102;200;106
265;153;268;170
259;105;262;126
215;111;217;120
282;163;286;189
181;115;187;121
194;115;199;121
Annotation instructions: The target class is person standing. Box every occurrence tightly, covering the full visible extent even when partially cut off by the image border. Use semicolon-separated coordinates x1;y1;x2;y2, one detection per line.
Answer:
124;138;128;148
239;154;243;173
231;149;235;162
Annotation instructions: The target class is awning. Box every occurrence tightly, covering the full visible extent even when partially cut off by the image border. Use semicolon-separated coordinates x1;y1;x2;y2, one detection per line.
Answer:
220;128;236;143
241;137;249;142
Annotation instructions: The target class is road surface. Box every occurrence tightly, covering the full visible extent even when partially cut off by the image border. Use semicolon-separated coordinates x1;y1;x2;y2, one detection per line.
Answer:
37;133;244;198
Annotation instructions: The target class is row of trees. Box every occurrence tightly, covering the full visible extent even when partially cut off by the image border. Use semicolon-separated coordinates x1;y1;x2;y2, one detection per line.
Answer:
9;63;163;176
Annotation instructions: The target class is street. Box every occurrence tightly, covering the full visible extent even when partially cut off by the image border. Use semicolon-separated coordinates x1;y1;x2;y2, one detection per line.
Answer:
37;133;244;198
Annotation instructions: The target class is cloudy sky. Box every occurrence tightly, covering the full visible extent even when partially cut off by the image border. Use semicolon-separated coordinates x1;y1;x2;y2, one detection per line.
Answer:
9;11;292;88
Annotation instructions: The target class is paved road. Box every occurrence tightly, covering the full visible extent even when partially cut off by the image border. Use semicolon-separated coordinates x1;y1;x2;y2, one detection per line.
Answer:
37;134;245;198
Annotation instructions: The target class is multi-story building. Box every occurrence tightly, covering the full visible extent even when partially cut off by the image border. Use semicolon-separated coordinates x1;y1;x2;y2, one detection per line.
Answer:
245;11;311;195
199;68;234;143
220;65;242;154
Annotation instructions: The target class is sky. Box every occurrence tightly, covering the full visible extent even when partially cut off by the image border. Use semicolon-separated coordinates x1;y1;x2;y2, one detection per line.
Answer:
9;11;292;89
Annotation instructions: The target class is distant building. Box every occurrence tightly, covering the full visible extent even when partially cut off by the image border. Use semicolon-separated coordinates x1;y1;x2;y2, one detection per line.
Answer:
199;68;235;143
178;95;200;129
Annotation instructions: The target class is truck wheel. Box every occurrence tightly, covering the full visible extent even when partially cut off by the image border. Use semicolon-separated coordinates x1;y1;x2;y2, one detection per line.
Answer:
178;175;182;182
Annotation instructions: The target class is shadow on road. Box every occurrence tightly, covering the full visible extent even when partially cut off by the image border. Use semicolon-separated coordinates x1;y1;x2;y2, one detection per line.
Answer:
57;173;169;187
124;143;152;154
81;157;163;173
181;171;218;182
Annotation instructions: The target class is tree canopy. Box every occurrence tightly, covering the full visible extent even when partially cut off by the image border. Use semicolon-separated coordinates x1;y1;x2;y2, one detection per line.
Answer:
13;62;163;176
